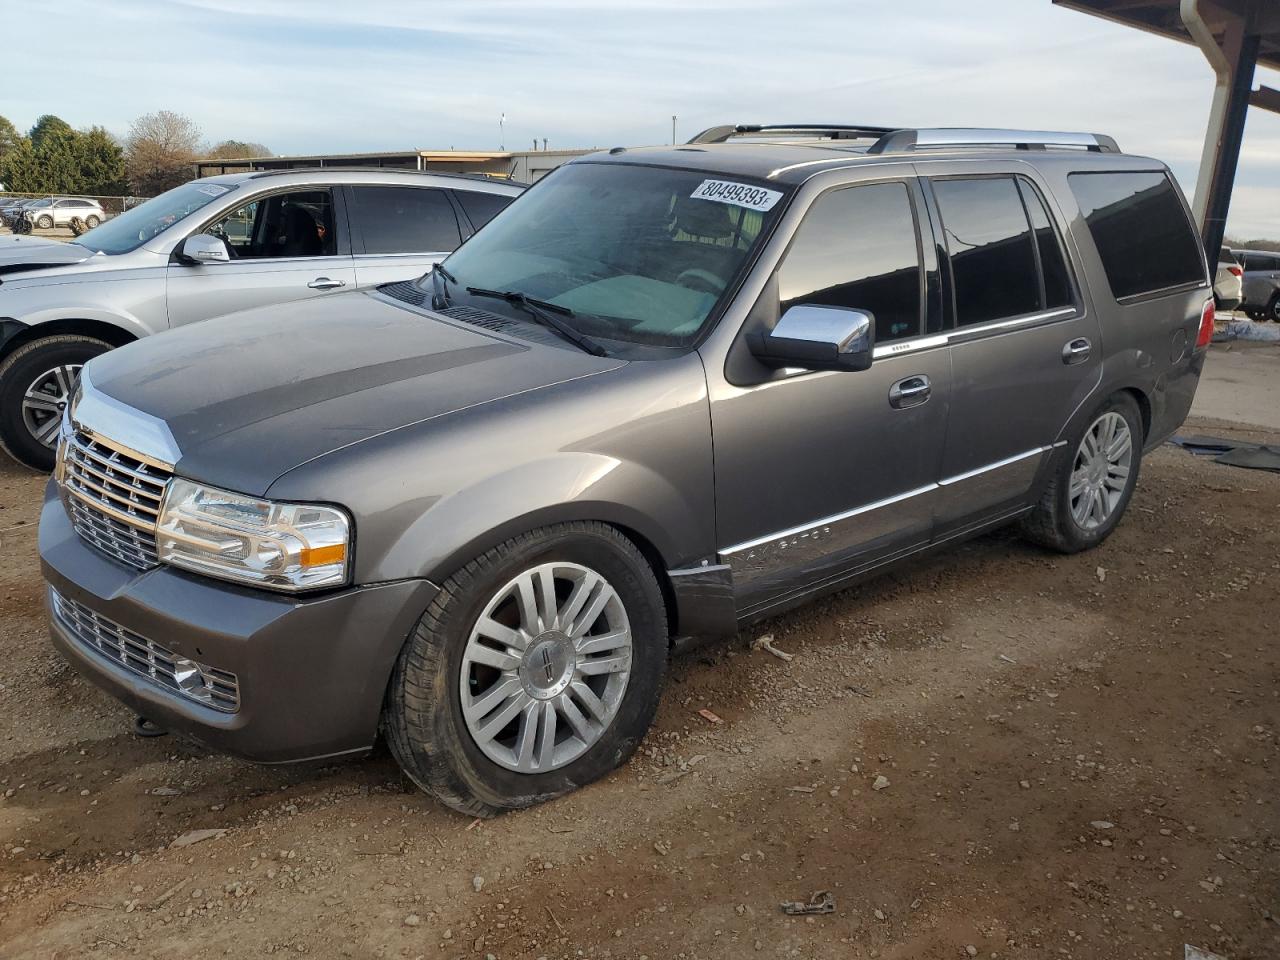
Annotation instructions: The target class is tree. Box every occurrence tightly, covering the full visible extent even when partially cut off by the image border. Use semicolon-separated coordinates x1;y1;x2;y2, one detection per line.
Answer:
0;137;40;192
0;115;21;163
29;114;74;150
125;110;201;196
205;139;272;160
77;126;126;195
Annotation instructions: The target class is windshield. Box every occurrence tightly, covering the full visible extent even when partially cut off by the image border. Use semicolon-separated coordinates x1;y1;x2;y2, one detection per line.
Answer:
431;162;787;349
75;180;238;255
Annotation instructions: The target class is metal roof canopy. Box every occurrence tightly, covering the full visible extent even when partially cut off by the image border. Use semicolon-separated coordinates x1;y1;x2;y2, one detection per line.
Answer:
1054;0;1280;257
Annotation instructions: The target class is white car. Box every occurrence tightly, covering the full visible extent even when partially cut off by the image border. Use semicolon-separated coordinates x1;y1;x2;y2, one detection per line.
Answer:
23;197;106;230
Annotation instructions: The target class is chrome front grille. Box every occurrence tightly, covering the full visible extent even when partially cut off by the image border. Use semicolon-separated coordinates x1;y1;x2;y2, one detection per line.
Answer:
50;588;240;713
61;428;172;570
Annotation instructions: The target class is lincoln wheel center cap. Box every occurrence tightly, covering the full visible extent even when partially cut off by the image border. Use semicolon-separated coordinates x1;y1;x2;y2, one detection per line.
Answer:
520;632;576;700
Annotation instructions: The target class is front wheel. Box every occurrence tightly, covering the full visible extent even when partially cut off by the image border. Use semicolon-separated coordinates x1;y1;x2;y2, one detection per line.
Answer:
35;215;53;230
1020;393;1144;553
1268;294;1280;323
0;336;111;470
384;522;668;816
84;215;101;228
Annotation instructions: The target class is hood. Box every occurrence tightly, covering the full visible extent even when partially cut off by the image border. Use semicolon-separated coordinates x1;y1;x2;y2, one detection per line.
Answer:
0;234;97;277
85;290;624;495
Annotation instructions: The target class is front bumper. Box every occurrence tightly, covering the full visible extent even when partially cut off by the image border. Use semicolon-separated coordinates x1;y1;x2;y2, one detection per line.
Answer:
38;481;438;763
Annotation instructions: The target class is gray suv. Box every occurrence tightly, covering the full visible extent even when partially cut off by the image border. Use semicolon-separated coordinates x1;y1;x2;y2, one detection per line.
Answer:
0;169;522;469
38;125;1211;816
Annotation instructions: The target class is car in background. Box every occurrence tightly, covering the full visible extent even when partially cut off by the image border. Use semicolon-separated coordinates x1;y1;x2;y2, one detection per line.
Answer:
2;197;44;228
1213;247;1243;312
1234;248;1280;322
22;197;106;230
0;169;524;469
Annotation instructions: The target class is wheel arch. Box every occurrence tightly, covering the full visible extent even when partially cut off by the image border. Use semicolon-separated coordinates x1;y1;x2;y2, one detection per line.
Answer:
0;316;138;365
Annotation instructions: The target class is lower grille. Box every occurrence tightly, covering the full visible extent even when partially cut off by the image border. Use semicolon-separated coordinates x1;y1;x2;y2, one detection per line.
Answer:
51;588;240;713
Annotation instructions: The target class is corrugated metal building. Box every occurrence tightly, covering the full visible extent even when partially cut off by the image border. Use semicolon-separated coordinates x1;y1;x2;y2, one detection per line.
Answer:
194;148;594;184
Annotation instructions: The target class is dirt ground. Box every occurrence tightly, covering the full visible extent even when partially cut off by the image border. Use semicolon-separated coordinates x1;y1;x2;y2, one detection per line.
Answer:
0;346;1277;960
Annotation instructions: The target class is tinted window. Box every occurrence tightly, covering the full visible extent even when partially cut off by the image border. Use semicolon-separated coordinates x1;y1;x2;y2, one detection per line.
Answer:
1068;171;1204;300
1018;179;1073;309
207;190;336;259
777;181;922;343
349;186;460;254
455;190;514;230
933;177;1040;326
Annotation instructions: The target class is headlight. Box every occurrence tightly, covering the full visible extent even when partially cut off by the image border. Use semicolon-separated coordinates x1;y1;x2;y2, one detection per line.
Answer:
156;479;351;592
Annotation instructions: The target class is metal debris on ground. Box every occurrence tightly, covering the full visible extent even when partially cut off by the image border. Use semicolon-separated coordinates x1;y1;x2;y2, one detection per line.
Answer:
1185;946;1227;960
780;890;835;915
1169;434;1280;473
697;708;723;725
752;633;795;662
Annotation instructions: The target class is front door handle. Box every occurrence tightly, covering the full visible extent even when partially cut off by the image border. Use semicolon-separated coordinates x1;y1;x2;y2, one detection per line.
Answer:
889;375;931;409
308;277;346;290
1062;337;1091;365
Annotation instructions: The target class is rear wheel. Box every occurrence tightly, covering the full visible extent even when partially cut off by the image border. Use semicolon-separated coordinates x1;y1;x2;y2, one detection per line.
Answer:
84;215;101;228
385;522;667;816
0;336;111;470
1268;294;1280;323
1020;393;1144;553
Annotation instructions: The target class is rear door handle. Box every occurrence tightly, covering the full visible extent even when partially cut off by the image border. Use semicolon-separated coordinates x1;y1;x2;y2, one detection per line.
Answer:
1062;337;1091;365
308;277;346;290
889;375;931;409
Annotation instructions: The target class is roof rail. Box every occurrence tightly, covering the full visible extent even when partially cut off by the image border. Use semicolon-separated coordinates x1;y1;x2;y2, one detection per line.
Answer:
868;128;1120;154
240;167;517;183
687;123;898;145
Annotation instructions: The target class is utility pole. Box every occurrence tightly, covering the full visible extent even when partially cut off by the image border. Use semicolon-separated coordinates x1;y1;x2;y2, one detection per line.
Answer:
500;113;505;151
672;115;677;145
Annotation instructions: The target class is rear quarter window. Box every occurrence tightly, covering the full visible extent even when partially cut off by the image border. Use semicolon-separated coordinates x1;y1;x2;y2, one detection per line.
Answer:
1068;171;1204;301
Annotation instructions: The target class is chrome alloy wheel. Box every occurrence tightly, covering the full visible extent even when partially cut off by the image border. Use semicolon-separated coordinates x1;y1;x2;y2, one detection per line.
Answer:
459;562;633;774
1069;411;1133;531
21;363;80;448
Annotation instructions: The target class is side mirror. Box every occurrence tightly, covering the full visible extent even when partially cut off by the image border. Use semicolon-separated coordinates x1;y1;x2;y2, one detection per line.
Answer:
179;234;230;264
747;304;875;372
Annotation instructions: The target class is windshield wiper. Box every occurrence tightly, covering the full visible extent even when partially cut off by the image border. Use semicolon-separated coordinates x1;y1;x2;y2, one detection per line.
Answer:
428;262;455;307
465;286;607;357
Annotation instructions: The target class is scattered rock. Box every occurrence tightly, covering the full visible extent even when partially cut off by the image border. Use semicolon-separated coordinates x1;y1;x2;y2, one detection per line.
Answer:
171;828;227;848
1090;821;1115;830
404;913;421;927
472;875;485;893
872;775;890;791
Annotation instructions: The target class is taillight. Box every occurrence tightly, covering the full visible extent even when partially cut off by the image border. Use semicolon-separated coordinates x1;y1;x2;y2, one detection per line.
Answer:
1228;265;1243;278
1195;297;1215;350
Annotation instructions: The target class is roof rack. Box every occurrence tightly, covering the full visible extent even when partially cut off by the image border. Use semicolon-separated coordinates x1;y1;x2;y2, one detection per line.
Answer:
868;128;1120;154
687;123;898;145
240;167;516;183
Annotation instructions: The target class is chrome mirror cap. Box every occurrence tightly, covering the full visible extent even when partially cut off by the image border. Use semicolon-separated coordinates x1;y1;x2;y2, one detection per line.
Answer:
749;304;875;372
180;234;231;264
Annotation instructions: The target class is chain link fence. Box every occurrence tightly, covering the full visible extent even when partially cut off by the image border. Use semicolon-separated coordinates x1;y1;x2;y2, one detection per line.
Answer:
0;193;149;237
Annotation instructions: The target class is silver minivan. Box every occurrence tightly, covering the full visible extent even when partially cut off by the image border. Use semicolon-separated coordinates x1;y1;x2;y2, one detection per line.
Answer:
0;169;523;468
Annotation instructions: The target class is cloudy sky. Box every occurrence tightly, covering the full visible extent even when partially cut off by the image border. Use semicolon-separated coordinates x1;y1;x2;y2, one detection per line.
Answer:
5;0;1278;236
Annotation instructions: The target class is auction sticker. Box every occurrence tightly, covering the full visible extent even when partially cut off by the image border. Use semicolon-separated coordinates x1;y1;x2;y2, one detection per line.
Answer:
690;179;782;212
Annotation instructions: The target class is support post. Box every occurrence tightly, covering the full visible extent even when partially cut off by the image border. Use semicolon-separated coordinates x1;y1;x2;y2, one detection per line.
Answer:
1181;0;1260;258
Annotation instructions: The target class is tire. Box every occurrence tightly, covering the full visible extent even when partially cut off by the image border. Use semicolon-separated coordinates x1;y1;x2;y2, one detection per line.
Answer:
0;336;111;471
85;215;100;228
35;215;53;230
385;521;668;817
1020;392;1144;554
1268;294;1280;323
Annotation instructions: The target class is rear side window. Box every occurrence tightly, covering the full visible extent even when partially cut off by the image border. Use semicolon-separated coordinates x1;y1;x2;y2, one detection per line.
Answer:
1068;171;1204;300
933;177;1040;326
455;190;515;230
777;181;923;344
1017;180;1073;310
348;186;461;254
